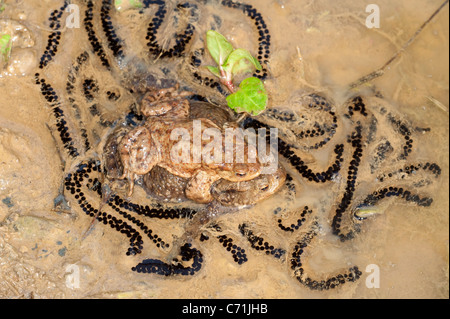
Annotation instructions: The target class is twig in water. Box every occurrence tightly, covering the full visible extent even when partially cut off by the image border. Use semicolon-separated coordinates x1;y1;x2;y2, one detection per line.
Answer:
348;0;449;89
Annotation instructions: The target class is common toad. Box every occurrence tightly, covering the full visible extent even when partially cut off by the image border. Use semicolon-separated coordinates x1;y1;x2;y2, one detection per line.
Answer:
104;100;286;206
117;86;263;203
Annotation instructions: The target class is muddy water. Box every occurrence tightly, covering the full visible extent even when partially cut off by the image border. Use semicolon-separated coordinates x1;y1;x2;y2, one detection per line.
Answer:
0;0;448;299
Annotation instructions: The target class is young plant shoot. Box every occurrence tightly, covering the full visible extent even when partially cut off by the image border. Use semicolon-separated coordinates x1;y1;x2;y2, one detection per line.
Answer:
114;0;143;11
0;33;12;64
205;30;268;116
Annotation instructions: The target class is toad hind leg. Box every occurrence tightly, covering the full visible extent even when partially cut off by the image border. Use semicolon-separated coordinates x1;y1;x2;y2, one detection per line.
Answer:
185;170;221;204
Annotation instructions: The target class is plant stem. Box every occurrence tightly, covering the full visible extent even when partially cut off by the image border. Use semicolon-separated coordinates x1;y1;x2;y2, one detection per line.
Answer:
236;112;248;123
222;79;235;93
220;68;235;93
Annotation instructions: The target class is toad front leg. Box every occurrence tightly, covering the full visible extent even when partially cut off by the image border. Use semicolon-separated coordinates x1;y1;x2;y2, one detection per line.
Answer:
185;170;222;204
119;126;160;196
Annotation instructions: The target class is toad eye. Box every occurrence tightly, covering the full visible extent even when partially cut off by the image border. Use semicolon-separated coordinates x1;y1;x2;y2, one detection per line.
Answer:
261;185;269;191
236;172;247;177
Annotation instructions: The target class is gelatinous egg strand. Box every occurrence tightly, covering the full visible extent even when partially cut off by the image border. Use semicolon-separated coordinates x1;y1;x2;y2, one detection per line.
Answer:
277;206;312;232
132;243;203;276
39;0;69;69
35;73;80;158
239;224;285;259
84;0;111;68
377;162;442;182
242;116;344;183
100;0;124;59
290;220;362;290
145;1;198;59
200;224;248;265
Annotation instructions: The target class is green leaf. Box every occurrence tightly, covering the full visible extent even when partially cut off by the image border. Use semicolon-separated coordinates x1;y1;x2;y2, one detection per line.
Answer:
222;49;262;76
226;77;268;115
231;57;257;76
114;0;143;11
206;66;221;78
206;30;234;66
0;34;12;63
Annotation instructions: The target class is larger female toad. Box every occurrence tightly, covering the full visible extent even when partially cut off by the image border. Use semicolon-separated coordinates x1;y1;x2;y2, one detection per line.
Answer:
104;100;287;207
118;85;262;203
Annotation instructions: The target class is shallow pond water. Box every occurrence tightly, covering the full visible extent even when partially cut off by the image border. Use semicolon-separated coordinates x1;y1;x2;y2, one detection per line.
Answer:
0;0;448;299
